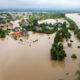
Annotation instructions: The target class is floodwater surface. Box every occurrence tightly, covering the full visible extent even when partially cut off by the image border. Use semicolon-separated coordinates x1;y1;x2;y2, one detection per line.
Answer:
0;31;80;80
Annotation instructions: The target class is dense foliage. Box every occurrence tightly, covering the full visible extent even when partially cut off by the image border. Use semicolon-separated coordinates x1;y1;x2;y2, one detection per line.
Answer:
51;42;66;60
0;29;7;38
71;54;77;59
50;22;71;61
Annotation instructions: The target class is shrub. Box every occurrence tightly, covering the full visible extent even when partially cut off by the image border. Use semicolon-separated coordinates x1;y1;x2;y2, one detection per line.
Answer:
71;54;77;59
0;29;6;38
51;43;66;61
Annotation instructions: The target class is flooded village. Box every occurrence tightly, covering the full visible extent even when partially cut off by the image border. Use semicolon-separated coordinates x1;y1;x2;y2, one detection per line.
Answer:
0;12;80;80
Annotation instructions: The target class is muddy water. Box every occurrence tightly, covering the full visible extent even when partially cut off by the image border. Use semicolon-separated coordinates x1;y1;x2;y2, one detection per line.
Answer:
66;13;80;29
0;31;80;80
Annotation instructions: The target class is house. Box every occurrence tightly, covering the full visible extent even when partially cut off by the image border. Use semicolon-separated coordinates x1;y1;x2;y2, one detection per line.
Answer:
11;31;22;39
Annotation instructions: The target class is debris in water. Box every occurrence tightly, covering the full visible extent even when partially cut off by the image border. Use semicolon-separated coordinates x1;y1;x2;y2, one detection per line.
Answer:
33;39;38;43
66;73;69;75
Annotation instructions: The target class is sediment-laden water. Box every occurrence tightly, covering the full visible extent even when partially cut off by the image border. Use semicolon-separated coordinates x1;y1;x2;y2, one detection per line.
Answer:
0;31;79;80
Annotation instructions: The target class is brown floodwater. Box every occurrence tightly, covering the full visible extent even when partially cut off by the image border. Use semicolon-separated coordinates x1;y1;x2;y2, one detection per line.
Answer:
0;31;80;80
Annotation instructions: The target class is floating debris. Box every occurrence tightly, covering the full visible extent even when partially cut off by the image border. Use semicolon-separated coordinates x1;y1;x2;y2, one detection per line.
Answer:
66;73;69;75
33;39;38;43
71;54;77;59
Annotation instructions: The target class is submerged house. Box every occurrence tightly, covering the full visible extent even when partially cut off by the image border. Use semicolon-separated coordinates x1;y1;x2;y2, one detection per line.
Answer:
11;31;22;39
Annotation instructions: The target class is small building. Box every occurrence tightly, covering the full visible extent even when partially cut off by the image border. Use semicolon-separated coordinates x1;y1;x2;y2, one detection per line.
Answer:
11;31;22;39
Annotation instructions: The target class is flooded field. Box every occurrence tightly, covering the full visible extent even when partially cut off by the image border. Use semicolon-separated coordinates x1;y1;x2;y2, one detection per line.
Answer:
0;31;80;80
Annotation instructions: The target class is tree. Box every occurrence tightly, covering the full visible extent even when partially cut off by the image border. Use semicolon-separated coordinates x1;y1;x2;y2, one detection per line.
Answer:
51;42;66;61
0;29;6;38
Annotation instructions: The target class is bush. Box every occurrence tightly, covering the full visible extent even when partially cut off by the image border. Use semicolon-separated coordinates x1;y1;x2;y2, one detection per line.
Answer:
51;43;66;61
71;54;77;59
76;31;80;40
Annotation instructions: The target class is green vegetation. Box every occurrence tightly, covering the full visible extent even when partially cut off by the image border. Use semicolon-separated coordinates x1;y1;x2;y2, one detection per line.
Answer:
20;13;65;34
20;16;70;35
32;13;65;20
54;22;71;42
71;54;77;59
51;42;66;60
50;22;71;61
20;16;38;32
75;29;80;40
